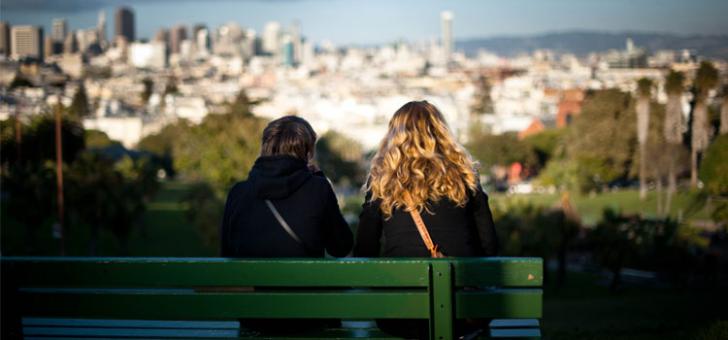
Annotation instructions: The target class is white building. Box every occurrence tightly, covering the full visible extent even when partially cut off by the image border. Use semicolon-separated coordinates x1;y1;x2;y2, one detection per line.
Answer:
129;41;166;69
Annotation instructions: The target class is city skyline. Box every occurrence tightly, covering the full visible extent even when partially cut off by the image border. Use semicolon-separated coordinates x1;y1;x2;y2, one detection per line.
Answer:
2;0;728;46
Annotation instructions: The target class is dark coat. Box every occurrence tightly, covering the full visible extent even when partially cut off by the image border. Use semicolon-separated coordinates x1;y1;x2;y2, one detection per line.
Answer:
353;182;498;339
220;155;353;258
354;182;498;258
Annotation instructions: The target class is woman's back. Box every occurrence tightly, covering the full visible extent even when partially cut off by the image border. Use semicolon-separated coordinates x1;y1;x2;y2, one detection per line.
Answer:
355;184;497;258
221;155;353;258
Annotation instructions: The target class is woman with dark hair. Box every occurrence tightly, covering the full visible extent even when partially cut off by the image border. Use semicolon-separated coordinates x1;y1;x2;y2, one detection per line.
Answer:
221;115;353;258
220;115;353;334
355;101;498;339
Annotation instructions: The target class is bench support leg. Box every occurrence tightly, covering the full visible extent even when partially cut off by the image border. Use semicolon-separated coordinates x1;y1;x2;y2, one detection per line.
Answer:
430;261;453;340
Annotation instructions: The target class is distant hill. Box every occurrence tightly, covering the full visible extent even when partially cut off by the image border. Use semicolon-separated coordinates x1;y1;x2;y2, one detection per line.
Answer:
456;31;728;59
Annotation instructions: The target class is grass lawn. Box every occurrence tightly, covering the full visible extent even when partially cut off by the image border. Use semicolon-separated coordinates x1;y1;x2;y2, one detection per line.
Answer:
490;189;713;226
1;181;215;257
543;270;728;339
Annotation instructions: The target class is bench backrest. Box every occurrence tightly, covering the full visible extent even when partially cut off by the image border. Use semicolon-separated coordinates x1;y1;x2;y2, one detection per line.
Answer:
1;257;542;340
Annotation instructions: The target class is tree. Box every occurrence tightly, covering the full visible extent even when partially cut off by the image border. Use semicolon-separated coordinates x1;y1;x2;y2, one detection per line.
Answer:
69;82;91;118
636;78;653;200
467;129;538;172
699;134;728;222
720;86;728;135
141;78;154;105
470;75;494;115
664;71;686;212
690;61;719;188
523;129;565;170
316;131;366;187
564;89;636;192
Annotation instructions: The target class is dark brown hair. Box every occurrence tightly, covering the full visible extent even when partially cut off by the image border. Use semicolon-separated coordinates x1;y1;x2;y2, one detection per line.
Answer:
260;115;317;161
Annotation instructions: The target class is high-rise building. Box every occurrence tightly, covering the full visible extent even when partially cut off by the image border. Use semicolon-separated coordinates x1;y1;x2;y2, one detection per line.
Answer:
169;25;188;55
196;28;210;55
52;19;67;41
291;21;302;64
281;35;295;67
63;32;78;54
440;11;453;62
11;25;44;60
44;36;63;59
0;21;10;57
154;28;169;50
115;7;135;42
263;21;281;55
97;11;107;45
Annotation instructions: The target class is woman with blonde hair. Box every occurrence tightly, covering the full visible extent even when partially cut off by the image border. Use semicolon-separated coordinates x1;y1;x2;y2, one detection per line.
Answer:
354;101;497;339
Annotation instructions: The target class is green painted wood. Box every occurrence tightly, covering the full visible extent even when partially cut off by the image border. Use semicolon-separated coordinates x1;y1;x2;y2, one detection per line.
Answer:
23;326;239;338
455;289;543;319
19;290;430;319
451;258;543;287
430;261;453;340
2;257;431;288
22;318;240;329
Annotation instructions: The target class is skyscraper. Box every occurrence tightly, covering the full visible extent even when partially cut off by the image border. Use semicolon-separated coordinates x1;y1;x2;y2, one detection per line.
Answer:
291;21;302;64
0;21;9;57
63;32;78;54
281;34;295;67
97;11;107;45
169;25;188;55
11;25;44;60
440;11;453;63
115;7;135;42
52;19;67;41
263;21;281;55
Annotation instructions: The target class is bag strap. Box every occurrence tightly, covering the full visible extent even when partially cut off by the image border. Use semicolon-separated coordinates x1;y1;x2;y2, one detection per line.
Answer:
265;199;305;245
408;210;442;258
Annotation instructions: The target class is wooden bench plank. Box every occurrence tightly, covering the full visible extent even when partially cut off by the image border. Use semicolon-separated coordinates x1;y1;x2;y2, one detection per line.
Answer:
4;258;431;288
23;327;239;338
23;318;240;329
489;319;540;328
455;289;543;319
20;290;430;319
452;258;543;287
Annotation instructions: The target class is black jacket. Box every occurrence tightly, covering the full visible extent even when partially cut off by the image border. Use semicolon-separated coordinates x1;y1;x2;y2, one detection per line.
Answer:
220;155;353;258
354;182;498;258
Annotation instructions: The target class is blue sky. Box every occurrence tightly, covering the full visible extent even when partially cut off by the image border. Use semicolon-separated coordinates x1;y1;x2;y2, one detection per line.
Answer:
2;0;727;45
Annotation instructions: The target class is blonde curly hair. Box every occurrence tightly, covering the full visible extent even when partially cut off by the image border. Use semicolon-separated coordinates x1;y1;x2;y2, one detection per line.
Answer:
366;101;478;218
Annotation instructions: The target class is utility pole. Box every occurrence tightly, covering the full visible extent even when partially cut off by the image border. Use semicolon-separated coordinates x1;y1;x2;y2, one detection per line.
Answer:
55;104;65;255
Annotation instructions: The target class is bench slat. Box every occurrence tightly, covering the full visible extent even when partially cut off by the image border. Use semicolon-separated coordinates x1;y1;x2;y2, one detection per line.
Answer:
20;291;430;319
23;318;240;329
455;289;543;319
23;326;239;338
4;258;431;288
452;258;543;287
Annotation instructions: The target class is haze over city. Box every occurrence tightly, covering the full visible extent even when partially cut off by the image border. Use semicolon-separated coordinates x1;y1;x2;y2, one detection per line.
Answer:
3;0;728;45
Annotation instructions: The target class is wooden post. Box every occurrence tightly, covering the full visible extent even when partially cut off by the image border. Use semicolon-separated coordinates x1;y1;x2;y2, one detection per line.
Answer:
430;260;453;340
55;105;66;255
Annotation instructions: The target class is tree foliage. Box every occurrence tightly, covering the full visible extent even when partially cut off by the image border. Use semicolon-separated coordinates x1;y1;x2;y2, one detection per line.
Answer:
564;89;637;191
467;128;538;171
69;83;91;118
316;130;366;187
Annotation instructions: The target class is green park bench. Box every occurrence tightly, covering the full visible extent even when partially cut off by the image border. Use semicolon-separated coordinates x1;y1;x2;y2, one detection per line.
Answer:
1;257;543;339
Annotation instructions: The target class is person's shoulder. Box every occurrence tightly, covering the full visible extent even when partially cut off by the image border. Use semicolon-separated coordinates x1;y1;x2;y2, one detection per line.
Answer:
226;180;250;198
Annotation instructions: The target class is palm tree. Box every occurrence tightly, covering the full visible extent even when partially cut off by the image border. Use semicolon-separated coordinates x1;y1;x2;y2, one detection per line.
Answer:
663;70;685;214
690;61;719;188
636;78;652;200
